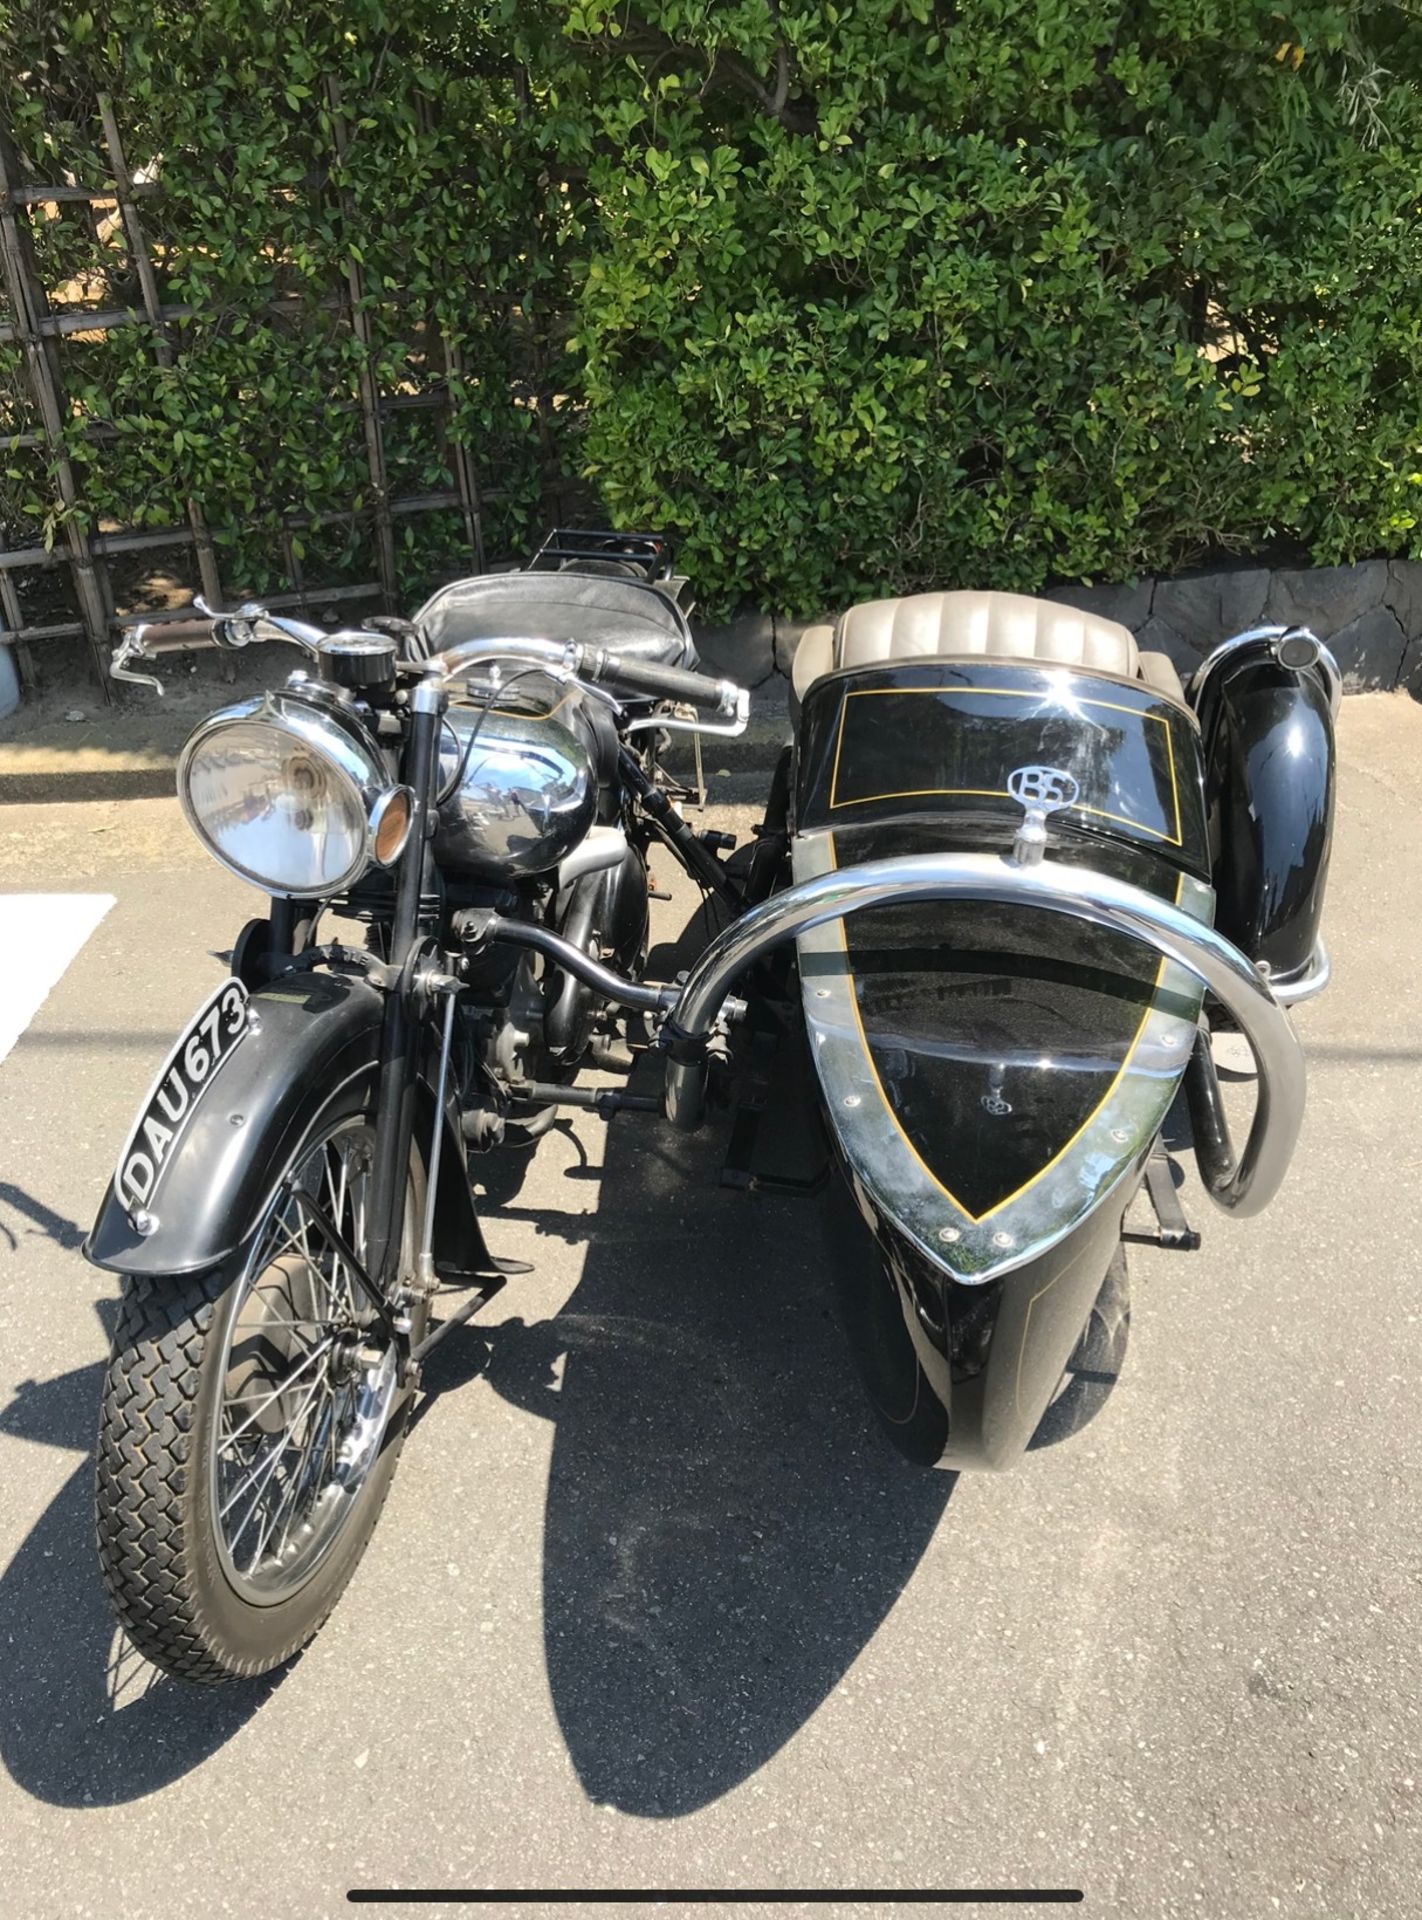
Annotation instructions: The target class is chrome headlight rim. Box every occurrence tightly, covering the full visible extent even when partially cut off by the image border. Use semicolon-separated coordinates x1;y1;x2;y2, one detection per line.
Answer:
176;692;400;900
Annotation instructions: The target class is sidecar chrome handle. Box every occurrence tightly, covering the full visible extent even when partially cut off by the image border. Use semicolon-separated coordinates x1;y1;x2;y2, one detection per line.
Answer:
663;851;1306;1218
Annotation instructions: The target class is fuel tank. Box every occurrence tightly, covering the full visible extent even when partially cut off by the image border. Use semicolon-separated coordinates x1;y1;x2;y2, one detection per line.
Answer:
792;658;1215;1464
434;700;596;881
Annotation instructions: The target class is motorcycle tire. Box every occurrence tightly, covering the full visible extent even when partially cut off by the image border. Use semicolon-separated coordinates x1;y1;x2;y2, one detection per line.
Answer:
94;1091;427;1684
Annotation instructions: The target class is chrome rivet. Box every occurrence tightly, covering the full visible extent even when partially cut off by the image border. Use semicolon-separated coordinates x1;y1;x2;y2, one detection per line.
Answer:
1110;1127;1130;1144
131;1209;159;1237
230;1113;245;1128
843;1094;862;1109
937;1226;961;1244
991;1230;1014;1249
814;988;831;1000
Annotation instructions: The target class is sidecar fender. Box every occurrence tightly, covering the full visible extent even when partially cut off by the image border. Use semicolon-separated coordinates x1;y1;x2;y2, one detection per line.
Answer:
1202;657;1335;991
85;970;489;1281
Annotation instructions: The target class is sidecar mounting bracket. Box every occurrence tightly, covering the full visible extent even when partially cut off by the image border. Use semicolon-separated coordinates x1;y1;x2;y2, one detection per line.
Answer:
1123;1151;1202;1252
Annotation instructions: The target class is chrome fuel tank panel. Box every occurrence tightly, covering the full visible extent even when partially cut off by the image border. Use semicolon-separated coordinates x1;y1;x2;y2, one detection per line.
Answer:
434;704;595;881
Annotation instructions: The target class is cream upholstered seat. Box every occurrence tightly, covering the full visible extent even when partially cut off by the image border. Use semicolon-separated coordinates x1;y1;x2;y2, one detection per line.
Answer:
792;589;1185;705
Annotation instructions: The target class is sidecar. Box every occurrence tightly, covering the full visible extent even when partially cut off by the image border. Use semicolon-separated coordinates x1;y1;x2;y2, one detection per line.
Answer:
766;592;1336;1468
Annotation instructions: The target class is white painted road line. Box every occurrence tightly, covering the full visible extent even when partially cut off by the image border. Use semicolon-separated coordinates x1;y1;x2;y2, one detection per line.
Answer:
0;893;115;1067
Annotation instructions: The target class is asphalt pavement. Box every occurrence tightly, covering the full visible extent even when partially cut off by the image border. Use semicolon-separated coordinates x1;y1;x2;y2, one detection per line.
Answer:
0;694;1420;1919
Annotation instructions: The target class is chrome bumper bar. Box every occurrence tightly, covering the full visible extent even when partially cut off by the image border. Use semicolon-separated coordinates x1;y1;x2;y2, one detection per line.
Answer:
663;851;1306;1218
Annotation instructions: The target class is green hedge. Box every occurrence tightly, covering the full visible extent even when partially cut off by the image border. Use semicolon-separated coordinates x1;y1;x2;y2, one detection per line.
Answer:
557;1;1422;614
4;2;1422;622
0;0;573;601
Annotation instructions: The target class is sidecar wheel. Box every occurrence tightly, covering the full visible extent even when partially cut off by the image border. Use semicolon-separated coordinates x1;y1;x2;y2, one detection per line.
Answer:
94;1102;426;1683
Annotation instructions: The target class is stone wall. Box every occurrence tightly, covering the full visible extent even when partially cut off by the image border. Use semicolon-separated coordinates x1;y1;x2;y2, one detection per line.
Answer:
696;558;1422;696
1045;559;1422;693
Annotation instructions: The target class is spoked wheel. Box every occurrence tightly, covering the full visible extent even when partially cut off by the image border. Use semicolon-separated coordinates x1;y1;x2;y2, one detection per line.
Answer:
95;1097;426;1683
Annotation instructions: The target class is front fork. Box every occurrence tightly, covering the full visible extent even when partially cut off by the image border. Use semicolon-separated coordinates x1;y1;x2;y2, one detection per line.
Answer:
362;680;450;1307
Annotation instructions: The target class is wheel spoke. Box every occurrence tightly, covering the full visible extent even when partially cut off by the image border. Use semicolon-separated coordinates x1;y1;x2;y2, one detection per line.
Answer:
209;1116;407;1603
219;1337;333;1451
249;1387;327;1573
223;1364;329;1542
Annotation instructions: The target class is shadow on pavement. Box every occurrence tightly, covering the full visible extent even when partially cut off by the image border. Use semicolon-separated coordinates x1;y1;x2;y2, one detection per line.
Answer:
461;1036;958;1818
0;1314;280;1808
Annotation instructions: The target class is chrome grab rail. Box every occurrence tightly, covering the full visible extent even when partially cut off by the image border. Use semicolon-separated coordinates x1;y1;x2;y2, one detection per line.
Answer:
663;851;1306;1218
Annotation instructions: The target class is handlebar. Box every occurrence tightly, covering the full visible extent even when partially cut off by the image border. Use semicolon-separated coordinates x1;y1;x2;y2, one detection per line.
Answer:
112;603;749;726
578;645;747;719
421;633;748;724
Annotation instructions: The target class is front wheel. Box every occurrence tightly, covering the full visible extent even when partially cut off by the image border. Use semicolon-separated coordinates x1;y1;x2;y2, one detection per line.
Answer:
95;1099;426;1683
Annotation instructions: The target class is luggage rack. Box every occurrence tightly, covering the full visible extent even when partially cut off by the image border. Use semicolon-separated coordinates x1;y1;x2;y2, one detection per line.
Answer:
527;527;676;583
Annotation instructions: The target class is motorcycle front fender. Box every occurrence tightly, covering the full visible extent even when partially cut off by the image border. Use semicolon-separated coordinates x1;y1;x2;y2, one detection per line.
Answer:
85;970;489;1282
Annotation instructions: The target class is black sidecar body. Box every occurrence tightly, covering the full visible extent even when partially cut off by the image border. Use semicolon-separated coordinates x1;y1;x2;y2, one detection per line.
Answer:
782;592;1336;1468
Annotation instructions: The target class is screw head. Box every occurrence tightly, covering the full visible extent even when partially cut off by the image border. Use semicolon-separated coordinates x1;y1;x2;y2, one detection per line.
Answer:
131;1208;159;1238
842;1093;862;1109
991;1230;1015;1250
937;1226;961;1245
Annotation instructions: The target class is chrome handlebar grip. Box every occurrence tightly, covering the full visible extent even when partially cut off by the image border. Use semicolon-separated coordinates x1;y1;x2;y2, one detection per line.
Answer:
663;850;1306;1218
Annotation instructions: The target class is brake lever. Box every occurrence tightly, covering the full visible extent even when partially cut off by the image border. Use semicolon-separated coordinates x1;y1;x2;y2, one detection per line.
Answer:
109;622;166;696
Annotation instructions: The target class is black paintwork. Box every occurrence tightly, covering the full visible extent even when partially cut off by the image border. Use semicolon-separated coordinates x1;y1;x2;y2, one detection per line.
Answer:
791;656;1216;1464
85;971;489;1282
831;820;1196;1218
801;661;1209;1220
796;658;1210;880
823;1132;1134;1470
1198;651;1335;987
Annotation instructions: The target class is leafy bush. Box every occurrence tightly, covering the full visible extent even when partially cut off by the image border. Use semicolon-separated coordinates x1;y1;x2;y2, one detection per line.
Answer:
0;0;574;601
553;0;1422;615
4;1;1422;623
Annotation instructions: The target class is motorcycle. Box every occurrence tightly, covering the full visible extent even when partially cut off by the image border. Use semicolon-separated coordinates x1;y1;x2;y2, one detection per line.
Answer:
88;529;1336;1681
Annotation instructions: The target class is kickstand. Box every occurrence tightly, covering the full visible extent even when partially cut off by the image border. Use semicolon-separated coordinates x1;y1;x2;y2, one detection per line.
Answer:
1123;1151;1201;1252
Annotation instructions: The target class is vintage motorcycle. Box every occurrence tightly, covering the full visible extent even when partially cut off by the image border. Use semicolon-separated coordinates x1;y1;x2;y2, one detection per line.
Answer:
89;529;1337;1681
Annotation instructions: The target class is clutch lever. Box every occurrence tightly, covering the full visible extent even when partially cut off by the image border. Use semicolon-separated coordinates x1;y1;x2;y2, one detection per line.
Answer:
110;598;330;695
110;622;167;696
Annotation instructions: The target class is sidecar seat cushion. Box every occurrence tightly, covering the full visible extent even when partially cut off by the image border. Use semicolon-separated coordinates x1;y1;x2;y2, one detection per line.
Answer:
1137;649;1188;706
791;590;1139;701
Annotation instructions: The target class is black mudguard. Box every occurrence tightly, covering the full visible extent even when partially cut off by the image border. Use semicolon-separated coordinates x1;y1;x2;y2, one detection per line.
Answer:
824;1153;1130;1471
85;970;491;1282
1201;655;1335;989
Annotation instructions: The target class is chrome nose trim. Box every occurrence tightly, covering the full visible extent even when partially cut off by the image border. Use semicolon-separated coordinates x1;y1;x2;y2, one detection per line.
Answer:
663;850;1305;1218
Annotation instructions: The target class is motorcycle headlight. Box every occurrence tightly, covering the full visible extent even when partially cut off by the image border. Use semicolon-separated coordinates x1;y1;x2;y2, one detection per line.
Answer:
177;693;410;898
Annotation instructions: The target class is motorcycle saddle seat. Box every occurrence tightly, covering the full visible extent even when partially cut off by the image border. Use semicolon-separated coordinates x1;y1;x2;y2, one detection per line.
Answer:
791;589;1188;709
414;569;699;671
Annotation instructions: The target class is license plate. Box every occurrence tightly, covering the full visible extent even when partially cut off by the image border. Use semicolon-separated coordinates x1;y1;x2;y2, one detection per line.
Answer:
115;977;251;1213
